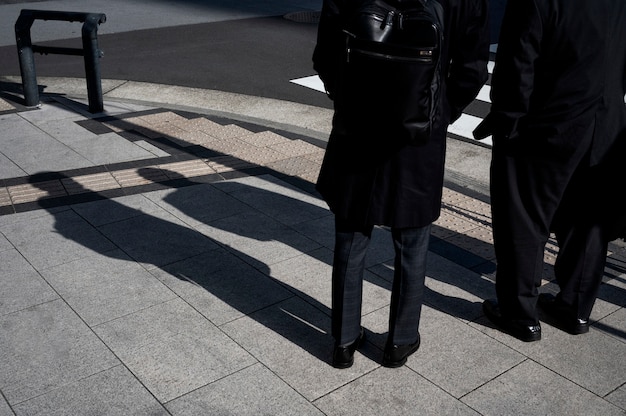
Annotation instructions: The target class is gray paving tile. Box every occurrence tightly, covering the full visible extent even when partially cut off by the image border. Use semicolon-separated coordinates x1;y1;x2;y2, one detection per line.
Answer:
222;296;379;402
590;295;624;326
474;317;626;397
97;208;220;269
0;150;26;179
462;360;624;416
150;248;293;326
144;183;252;227
71;194;165;227
269;247;392;317
41;249;177;326
1;209;117;271
533;329;626;397
0;248;58;316
0;232;12;252
0;207;67;227
594;307;626;344
407;306;525;398
166;363;325;416
17;101;85;125
0;396;12;416
135;140;171;157
291;214;335;249
606;383;626;411
214;174;329;225
199;209;321;268
226;184;329;226
36;117;98;147
425;252;495;322
595;273;626;316
68;132;157;165
11;365;168;416
1;113;42;142
0;112;92;174
93;298;256;403
359;302;398;350
314;366;480;416
0;299;119;404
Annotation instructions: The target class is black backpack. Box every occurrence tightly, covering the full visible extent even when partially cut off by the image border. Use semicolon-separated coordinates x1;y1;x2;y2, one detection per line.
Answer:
337;0;444;146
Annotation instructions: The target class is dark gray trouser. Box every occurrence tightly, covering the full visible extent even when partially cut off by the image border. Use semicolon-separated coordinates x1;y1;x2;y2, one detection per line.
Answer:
332;220;430;346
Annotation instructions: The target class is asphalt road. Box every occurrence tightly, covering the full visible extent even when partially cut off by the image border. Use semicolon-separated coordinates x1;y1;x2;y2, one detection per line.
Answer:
0;2;330;109
0;0;505;111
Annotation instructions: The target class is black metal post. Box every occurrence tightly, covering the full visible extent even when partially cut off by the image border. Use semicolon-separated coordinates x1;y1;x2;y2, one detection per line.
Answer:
15;12;39;107
82;13;106;113
14;10;107;113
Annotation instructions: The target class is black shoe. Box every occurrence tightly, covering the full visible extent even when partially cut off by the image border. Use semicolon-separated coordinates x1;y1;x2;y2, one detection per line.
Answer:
382;334;421;368
482;299;541;342
538;293;589;335
332;328;365;369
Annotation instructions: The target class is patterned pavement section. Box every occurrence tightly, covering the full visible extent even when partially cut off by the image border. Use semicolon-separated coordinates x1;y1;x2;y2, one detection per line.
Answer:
1;109;323;209
0;97;16;113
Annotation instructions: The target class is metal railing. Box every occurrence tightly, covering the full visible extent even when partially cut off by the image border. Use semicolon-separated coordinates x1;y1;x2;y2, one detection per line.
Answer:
15;9;107;113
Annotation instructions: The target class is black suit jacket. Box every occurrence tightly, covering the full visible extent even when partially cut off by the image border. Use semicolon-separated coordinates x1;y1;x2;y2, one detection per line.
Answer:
475;0;626;166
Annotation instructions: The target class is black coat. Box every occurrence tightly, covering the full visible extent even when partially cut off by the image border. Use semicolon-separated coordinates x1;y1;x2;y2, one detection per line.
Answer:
477;0;626;164
313;0;490;228
475;0;626;238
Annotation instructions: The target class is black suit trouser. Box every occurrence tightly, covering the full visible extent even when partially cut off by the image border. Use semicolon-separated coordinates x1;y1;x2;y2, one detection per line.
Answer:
490;129;608;324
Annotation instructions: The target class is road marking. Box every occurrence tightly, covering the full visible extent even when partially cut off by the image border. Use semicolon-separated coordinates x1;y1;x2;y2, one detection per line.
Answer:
290;56;496;145
290;75;325;93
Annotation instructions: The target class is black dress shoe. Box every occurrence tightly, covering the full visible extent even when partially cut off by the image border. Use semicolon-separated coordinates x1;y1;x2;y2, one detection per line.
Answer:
482;299;541;342
382;334;421;368
332;328;366;369
538;293;589;335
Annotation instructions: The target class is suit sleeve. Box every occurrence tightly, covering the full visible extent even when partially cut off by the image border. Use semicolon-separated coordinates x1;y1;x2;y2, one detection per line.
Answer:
481;0;544;138
446;0;491;123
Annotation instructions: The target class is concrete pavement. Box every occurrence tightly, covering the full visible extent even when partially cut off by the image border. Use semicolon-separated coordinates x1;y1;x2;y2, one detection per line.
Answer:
0;76;625;415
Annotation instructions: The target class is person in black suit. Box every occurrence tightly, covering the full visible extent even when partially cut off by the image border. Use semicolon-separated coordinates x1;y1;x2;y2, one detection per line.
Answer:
474;0;626;341
313;0;490;368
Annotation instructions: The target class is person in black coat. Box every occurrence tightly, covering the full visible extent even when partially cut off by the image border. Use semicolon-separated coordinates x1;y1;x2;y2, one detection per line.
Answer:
313;0;490;368
475;0;626;342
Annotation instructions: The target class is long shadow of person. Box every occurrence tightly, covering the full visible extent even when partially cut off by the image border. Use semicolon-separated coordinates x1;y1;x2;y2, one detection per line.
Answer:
136;167;497;348
133;168;391;359
28;170;383;369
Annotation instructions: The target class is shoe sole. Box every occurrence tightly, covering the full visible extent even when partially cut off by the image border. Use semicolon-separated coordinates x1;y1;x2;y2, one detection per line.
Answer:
512;330;542;342
332;359;354;369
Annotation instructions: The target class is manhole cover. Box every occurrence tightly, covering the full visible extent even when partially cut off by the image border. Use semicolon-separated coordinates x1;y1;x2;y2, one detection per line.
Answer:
284;10;321;24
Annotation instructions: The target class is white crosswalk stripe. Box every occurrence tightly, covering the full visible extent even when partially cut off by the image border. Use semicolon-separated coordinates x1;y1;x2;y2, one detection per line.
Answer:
291;49;496;146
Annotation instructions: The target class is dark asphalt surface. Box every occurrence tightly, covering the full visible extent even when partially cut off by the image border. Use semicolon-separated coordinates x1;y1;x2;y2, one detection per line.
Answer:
0;15;331;109
0;0;506;111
